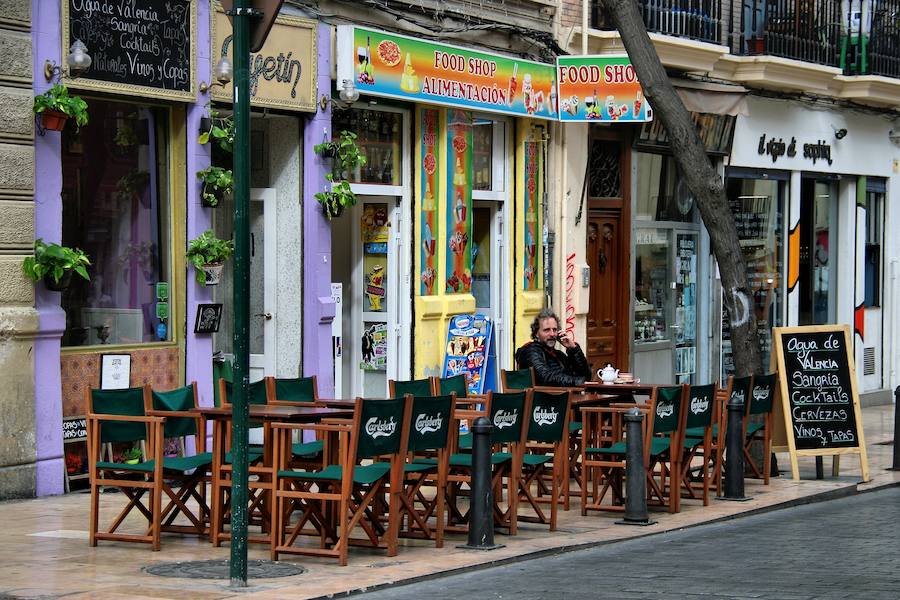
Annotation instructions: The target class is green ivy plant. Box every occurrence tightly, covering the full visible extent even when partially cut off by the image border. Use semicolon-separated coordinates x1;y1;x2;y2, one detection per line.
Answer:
186;230;234;285
313;131;367;219
198;105;235;153
22;238;91;285
196;166;233;207
33;83;89;129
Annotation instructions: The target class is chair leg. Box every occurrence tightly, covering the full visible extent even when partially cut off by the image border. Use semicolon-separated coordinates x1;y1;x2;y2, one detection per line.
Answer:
89;482;99;547
151;482;162;551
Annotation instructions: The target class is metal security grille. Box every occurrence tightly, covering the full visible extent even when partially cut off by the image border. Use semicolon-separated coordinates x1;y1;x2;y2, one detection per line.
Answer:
863;346;876;376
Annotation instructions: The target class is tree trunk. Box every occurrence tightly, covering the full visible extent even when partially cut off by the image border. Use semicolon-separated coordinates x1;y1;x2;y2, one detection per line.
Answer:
601;0;762;377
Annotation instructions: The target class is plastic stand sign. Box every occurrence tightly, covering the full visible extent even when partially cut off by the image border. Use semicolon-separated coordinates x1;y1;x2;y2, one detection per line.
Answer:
441;313;496;395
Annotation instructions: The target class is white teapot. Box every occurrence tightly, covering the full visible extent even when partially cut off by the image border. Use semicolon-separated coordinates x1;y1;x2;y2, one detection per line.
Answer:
598;363;619;383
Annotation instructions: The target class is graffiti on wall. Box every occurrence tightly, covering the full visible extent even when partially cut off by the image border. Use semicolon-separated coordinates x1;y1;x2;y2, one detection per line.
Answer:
564;252;577;336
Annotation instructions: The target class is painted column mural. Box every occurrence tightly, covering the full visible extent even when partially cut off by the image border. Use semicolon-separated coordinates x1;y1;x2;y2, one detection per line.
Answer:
446;109;473;294
523;139;541;290
420;108;440;295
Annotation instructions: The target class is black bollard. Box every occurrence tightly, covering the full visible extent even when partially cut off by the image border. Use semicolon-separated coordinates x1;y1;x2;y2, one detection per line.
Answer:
891;386;900;471
616;408;655;526
458;416;504;550
720;392;752;501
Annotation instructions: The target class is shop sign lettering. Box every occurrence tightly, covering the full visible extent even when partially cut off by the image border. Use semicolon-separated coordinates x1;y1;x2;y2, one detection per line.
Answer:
757;134;832;165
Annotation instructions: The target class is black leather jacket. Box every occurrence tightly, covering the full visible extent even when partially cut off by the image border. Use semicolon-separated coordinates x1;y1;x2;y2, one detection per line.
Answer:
515;341;592;387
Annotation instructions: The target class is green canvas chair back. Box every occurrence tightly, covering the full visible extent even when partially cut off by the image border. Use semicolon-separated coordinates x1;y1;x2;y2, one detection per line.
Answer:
684;383;716;430
91;387;147;444
729;375;752;409
222;379;269;406
356;397;406;459
391;377;433;398
151;385;197;438
748;373;776;416
407;394;454;453
274;376;317;402
502;368;534;391
653;386;682;435
527;390;568;443
489;391;527;444
436;374;468;398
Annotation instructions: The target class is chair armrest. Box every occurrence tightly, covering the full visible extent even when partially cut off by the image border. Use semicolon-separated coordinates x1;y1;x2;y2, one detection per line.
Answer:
270;399;317;407
87;413;165;424
146;409;198;419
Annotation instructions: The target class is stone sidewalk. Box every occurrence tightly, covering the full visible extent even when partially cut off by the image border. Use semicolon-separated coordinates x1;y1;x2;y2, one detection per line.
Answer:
1;404;896;600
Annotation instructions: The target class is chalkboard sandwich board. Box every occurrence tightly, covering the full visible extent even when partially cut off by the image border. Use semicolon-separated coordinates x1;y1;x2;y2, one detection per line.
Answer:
63;0;196;101
772;325;869;482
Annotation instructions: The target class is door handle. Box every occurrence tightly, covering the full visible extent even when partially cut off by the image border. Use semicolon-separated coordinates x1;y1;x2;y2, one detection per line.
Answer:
254;312;273;320
602;319;616;326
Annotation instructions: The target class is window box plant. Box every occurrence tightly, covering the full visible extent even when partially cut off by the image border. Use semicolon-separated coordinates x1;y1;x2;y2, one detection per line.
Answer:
22;238;91;292
196;166;233;208
314;130;367;219
186;229;234;286
33;83;89;132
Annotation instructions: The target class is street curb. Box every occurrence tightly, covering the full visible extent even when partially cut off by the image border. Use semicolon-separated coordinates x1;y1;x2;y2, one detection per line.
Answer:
312;479;899;599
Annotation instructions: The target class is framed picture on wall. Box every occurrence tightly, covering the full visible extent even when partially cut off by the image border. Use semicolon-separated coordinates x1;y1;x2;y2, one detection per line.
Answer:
194;303;223;334
99;354;132;390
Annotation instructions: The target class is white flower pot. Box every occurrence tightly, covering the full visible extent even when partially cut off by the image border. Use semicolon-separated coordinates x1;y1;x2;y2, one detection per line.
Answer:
200;263;224;286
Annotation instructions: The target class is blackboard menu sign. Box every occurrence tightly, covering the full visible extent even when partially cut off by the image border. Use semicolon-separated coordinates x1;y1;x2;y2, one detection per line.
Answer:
773;325;869;481
64;0;196;101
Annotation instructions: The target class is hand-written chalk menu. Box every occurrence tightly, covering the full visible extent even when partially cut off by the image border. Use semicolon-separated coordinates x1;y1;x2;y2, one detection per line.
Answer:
779;330;859;450
65;0;194;99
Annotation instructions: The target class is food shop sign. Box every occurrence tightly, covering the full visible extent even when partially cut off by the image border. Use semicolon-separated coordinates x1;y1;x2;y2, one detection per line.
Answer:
336;25;557;120
556;55;651;123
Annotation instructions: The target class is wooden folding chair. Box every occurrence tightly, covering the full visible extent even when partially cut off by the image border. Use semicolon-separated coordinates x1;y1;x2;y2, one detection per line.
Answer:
210;378;270;546
678;383;717;506
501;367;535;392
271;396;411;566
267;376;324;461
744;373;777;483
398;393;456;547
517;389;570;530
445;390;529;536
389;377;434;398
143;382;213;537
87;387;165;550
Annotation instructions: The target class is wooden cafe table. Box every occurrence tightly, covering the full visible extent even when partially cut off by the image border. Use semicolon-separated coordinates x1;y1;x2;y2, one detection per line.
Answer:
199;403;353;546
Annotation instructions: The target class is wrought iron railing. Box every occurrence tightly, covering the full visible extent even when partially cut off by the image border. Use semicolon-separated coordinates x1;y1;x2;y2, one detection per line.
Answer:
591;0;723;45
735;0;842;66
867;0;900;77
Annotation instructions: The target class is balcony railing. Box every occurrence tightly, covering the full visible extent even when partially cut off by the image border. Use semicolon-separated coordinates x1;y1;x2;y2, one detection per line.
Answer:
866;0;900;77
591;0;900;79
591;0;724;45
735;0;842;66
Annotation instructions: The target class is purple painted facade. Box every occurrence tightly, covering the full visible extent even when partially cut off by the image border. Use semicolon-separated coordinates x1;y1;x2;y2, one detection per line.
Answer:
302;24;335;395
32;0;65;496
28;3;331;496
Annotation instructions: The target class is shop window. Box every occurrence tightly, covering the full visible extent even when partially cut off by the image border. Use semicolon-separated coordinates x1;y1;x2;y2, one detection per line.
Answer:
865;189;883;308
634;229;670;343
722;176;784;376
60;99;171;347
472;119;506;194
332;107;402;185
635;152;695;223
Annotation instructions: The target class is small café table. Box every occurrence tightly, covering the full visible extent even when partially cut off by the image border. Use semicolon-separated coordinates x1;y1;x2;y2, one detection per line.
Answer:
199;403;353;546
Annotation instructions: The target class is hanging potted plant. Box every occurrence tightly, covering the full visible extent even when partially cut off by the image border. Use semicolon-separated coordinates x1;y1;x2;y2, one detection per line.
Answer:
122;446;142;465
198;105;235;153
186;229;234;286
314;130;367;219
22;238;91;292
33;83;89;132
196;166;233;208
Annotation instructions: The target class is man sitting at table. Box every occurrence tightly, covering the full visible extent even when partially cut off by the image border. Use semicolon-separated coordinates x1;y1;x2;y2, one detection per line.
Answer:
515;308;592;387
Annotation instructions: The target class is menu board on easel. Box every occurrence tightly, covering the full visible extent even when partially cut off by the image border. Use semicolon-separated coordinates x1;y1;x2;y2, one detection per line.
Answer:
772;325;869;482
442;314;495;395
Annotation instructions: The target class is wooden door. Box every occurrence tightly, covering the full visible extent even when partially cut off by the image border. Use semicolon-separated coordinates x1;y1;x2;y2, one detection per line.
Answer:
586;212;627;374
